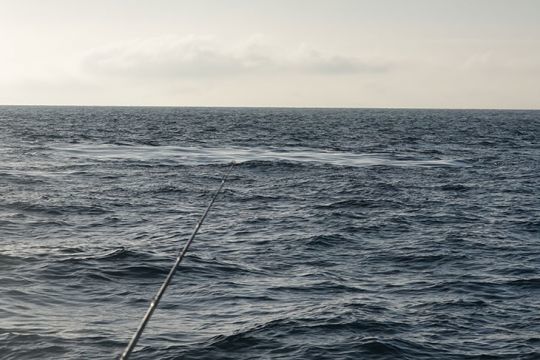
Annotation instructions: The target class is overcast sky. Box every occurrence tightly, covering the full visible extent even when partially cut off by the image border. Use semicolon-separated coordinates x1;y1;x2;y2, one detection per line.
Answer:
1;0;539;109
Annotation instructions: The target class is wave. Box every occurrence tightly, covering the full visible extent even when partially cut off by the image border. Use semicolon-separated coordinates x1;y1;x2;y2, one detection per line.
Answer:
4;202;109;217
0;331;69;360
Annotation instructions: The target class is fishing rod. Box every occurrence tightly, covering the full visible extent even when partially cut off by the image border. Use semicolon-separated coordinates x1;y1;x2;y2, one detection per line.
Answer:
120;162;235;360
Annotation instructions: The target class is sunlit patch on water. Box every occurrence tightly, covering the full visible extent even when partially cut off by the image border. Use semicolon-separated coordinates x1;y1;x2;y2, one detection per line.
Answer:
51;144;465;168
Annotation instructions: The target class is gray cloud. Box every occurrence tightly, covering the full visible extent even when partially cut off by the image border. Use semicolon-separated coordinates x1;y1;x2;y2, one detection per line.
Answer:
81;35;389;80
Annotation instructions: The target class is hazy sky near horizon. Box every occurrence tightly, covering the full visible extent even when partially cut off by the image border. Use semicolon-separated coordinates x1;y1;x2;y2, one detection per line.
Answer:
1;0;539;109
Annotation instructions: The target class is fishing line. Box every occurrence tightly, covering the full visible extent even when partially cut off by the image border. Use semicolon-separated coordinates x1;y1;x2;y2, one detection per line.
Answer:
120;162;235;360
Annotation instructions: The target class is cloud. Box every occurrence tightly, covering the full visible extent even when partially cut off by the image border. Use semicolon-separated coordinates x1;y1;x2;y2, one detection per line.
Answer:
291;44;388;74
81;35;389;80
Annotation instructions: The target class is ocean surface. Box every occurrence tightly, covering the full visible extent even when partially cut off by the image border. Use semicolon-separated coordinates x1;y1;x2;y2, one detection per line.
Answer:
1;106;539;360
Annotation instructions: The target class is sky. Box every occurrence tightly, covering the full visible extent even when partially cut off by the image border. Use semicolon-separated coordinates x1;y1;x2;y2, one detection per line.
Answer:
1;0;539;109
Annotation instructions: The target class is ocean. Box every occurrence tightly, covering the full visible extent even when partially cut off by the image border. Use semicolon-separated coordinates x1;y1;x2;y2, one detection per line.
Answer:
1;106;539;359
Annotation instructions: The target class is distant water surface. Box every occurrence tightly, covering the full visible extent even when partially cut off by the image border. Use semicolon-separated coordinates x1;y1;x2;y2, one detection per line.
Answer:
0;106;539;359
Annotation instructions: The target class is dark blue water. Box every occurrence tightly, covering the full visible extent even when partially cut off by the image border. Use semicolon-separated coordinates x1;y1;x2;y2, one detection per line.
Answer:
1;106;539;359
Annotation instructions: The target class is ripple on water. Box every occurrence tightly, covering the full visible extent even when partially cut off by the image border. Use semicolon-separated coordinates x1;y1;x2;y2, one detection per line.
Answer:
1;107;538;359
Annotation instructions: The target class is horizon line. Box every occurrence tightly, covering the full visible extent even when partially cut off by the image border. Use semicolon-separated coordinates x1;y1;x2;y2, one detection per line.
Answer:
1;103;539;112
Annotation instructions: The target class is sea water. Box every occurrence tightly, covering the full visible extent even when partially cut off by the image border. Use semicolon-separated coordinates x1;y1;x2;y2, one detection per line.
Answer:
1;106;538;359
